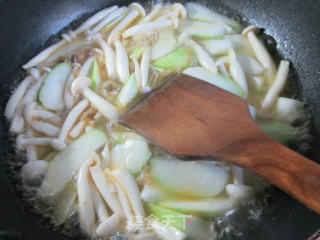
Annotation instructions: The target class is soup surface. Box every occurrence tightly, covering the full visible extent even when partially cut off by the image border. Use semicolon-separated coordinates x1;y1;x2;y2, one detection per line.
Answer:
4;2;310;240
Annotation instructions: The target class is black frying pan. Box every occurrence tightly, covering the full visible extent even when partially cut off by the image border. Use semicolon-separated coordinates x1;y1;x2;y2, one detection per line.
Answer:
0;0;320;239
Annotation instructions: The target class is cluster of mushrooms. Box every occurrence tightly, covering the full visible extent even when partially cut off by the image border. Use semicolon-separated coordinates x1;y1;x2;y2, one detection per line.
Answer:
4;2;293;240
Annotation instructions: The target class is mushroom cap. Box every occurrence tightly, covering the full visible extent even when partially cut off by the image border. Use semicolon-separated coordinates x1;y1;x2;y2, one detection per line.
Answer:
129;2;145;16
172;3;187;18
71;76;92;95
242;25;260;36
51;138;67;150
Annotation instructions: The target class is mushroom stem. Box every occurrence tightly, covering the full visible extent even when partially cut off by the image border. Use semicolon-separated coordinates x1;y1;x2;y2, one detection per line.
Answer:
242;26;276;81
94;35;117;79
150;221;187;240
9;107;25;133
69;120;86;138
140;46;151;93
89;164;123;216
95;213;120;238
78;57;95;77
113;37;130;83
5;75;33;119
16;135;54;150
22;73;47;105
51;99;89;150
75;6;119;34
261;60;290;110
111;168;145;218
131;55;142;88
25;128;37;162
90;7;128;34
108;3;145;43
122;19;175;39
22;40;66;69
64;67;77;109
90;181;109;223
179;33;217;74
32;108;62;125
101;141;110;169
78;158;96;235
229;49;248;97
71;77;118;120
140;3;162;23
231;166;244;185
216;59;229;77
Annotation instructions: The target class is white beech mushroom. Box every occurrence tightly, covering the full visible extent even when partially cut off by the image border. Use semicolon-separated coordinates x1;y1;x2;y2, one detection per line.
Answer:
155;3;187;21
22;40;67;69
261;60;290;110
139;3;163;23
108;3;145;43
122;17;179;39
5;75;33;119
111;168;145;218
22;73;47;105
101;141;111;169
21;160;48;186
64;67;77;109
178;32;218;74
231;166;244;185
24;102;59;136
71;76;118;120
150;221;187;240
95;213;120;238
89;181;109;222
109;34;130;83
130;54;142;88
69;120;86;138
78;157;96;235
75;5;119;34
90;7;128;34
228;49;248;97
89;164;123;215
51;99;89;150
9;107;25;133
216;58;229;77
140;46;151;93
242;26;276;81
16;135;54;150
94;34;117;79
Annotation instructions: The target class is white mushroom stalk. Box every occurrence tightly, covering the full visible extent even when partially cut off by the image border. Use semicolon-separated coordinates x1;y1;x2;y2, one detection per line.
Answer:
261;60;290;110
231;166;244;185
178;33;217;74
122;18;178;39
24;102;60;136
155;3;187;21
242;26;276;81
89;164;123;215
75;5;119;34
22;40;66;69
25;128;37;162
71;77;118;120
90;181;109;222
16;135;54;150
228;49;248;98
69;120;86;138
51;99;89;150
108;3;145;43
78;57;95;77
216;58;229;77
90;7;128;34
150;221;187;240
32;108;62;125
9;107;25;133
111;176;134;222
78;158;95;235
22;73;47;105
94;34;117;79
110;35;130;83
64;68;76;109
140;3;163;23
131;55;142;88
95;213;120;238
140;46;151;93
111;168;145;218
101;141;110;169
5;75;33;119
28;68;41;80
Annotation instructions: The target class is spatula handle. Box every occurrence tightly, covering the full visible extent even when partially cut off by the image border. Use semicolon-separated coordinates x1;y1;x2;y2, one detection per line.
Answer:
214;137;320;214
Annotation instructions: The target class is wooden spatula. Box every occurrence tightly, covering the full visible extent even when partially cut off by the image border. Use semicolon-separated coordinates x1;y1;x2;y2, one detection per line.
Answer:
119;73;320;214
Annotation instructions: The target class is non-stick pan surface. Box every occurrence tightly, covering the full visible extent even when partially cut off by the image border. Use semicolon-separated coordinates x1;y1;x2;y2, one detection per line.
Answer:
0;0;319;239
